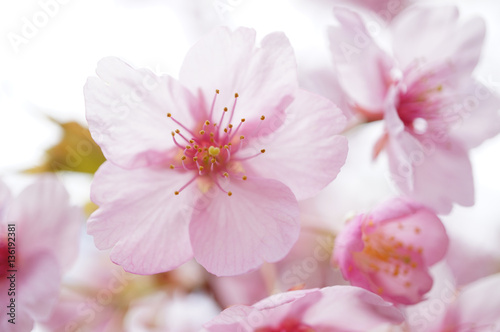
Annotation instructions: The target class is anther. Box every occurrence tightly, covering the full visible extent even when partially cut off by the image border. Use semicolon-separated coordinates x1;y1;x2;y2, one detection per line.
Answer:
199;166;204;171
205;120;210;126
193;157;198;162
241;118;246;122
181;156;187;161
175;129;180;134
240;135;245;140
242;175;247;180
224;107;228;112
228;124;233;129
167;113;172;117
171;131;175;136
234;93;239;98
199;130;205;135
260;149;265;153
174;191;179;195
169;164;175;169
260;115;265;120
228;191;233;196
216;89;220;94
223;172;229;177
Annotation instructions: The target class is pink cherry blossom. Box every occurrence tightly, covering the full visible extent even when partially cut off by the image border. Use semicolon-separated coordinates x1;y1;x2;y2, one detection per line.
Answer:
0;176;82;332
333;198;449;305
204;285;404;331
84;27;348;276
329;5;500;213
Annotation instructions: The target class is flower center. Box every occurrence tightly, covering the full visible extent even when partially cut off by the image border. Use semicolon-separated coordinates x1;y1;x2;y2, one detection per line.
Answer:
397;65;447;135
352;219;424;294
167;90;266;196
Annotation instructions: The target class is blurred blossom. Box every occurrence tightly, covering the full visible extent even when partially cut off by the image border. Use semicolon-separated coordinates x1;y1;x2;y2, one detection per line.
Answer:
84;27;348;276
41;237;209;332
204;285;404;331
403;266;500;332
333;197;449;305
0;176;82;332
209;227;346;308
328;5;500;213
124;291;220;332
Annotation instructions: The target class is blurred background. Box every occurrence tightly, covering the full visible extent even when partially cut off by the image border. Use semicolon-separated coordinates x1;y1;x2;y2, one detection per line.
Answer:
1;0;499;331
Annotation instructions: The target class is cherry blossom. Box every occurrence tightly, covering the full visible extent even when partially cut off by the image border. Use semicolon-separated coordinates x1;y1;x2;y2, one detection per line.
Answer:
204;285;404;331
333;198;449;305
0;177;82;332
84;27;348;276
329;5;500;213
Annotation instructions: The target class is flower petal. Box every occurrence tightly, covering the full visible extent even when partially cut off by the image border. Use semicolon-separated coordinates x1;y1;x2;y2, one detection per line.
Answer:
18;251;61;321
329;7;394;115
440;273;500;331
190;177;299;276
85;57;200;168
179;27;298;124
450;81;500;150
8;175;82;271
88;162;196;274
304;286;405;330
243;89;348;200
391;6;485;85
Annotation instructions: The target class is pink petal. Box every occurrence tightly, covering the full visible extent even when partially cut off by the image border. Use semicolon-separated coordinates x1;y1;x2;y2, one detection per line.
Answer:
190;177;299;276
243;89;348;200
371;199;449;265
391;6;485;85
179;27;298;124
18;251;61;321
88;162;195;274
450;81;500;150
8;175;82;270
440;273;500;331
304;286;405;330
329;7;393;115
85;57;200;168
204;289;320;331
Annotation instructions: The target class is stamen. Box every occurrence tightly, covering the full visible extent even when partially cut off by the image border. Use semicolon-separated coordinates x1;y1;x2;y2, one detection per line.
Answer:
233;149;265;162
171;132;187;149
175;129;191;144
167;113;196;137
209;89;219;121
227;93;239;127
174;175;198;195
228;119;245;142
213;177;232;196
217;107;228;140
